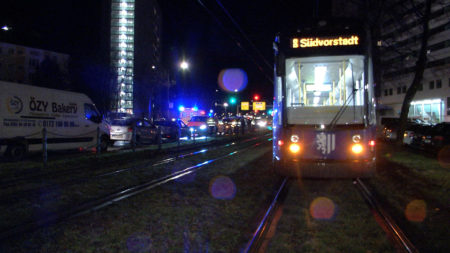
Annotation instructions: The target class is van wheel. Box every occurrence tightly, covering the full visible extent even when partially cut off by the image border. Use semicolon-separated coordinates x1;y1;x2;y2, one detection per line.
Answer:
6;143;27;161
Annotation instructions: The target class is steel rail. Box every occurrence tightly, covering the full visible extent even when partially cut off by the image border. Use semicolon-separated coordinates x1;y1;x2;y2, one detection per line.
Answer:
354;178;419;253
0;133;264;191
243;177;289;253
0;138;270;241
0;135;265;204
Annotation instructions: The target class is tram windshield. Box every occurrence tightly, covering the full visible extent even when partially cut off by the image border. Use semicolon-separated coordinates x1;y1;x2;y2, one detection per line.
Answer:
285;55;366;125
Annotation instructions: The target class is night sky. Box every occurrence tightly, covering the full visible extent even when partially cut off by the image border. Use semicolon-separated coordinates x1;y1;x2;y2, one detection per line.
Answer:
1;0;331;111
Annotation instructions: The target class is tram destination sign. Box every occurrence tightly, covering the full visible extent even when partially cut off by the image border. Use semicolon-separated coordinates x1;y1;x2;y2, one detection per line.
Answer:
291;35;359;48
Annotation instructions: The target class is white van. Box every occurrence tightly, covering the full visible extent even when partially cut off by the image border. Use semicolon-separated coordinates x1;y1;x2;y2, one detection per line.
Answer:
0;81;109;160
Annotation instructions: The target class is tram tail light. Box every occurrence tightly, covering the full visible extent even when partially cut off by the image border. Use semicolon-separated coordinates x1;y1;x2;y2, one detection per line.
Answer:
289;143;300;153
351;143;363;154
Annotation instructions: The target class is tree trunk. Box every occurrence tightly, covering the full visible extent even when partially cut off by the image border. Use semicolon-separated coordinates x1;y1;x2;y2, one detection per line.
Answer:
395;0;432;145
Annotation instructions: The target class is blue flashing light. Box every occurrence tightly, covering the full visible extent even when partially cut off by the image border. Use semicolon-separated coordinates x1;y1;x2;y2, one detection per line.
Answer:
193;106;198;111
178;106;185;112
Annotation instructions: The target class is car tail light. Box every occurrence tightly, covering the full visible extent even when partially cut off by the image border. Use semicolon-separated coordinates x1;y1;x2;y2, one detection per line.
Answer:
369;140;376;147
434;136;444;141
278;140;284;146
289;143;300;153
128;127;133;132
351;143;363;154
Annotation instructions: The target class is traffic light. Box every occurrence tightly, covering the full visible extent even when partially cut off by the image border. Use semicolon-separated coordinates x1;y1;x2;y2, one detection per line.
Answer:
254;94;260;101
229;97;237;104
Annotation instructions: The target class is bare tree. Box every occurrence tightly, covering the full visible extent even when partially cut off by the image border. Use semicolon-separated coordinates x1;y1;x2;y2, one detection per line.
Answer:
395;0;432;145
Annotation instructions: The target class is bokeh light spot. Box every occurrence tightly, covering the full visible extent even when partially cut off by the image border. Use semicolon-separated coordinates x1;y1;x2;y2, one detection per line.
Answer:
209;176;236;200
309;197;336;220
127;232;152;253
405;199;427;222
218;69;248;92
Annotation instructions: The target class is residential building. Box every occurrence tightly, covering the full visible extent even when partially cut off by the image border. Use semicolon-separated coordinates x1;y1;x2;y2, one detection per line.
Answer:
0;42;69;86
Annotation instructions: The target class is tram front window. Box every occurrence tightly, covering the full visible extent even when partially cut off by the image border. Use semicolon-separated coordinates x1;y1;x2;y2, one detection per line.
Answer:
285;55;366;125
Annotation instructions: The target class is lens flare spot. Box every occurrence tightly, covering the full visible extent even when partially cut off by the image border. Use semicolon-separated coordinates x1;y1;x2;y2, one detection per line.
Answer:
218;69;248;92
437;145;450;169
127;232;152;252
405;199;427;222
209;176;236;200
309;197;336;220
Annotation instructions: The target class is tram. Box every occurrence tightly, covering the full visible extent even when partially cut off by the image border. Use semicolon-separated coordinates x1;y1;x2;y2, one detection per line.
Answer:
272;20;376;178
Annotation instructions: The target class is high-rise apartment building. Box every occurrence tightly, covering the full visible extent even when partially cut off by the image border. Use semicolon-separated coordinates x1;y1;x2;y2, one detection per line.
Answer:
378;1;450;123
110;0;161;115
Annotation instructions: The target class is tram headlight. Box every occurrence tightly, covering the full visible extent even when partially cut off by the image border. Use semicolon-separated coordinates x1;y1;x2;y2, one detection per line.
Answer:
289;143;300;153
351;143;363;154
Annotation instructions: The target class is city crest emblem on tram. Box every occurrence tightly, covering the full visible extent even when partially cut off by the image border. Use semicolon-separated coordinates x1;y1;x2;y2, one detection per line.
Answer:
316;132;336;155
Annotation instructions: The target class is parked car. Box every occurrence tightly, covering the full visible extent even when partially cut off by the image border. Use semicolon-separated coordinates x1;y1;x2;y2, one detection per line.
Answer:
187;116;210;136
219;117;242;134
154;119;190;140
422;122;450;153
109;118;157;146
206;117;218;134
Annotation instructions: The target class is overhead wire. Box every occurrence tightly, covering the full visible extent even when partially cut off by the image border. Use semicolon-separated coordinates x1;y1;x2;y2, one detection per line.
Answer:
195;0;273;84
214;0;272;70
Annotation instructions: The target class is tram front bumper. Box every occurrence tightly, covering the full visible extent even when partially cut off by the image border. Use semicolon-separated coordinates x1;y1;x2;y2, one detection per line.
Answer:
275;157;376;178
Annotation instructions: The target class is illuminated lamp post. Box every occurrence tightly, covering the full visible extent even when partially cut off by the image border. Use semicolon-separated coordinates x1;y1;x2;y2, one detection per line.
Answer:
224;102;229;115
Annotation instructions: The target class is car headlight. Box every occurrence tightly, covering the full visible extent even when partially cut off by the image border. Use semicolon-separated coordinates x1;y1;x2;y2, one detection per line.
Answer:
257;121;267;127
200;124;207;130
189;127;194;132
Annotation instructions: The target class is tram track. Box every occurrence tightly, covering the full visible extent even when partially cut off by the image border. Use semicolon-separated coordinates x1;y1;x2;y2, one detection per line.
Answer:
0;134;266;198
245;177;418;252
354;178;419;253
0;133;264;191
0;135;271;241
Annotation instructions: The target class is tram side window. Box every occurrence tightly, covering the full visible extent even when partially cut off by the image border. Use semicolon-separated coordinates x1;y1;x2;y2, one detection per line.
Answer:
275;76;282;125
285;55;365;108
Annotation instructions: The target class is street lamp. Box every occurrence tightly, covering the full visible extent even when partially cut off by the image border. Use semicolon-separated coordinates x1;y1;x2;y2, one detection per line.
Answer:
224;102;229;114
180;61;189;70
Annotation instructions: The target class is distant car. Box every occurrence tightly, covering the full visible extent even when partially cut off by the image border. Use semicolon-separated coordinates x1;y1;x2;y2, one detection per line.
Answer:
109;118;157;146
206;117;219;134
423;122;450;153
154;119;190;140
221;117;242;134
187;116;210;136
